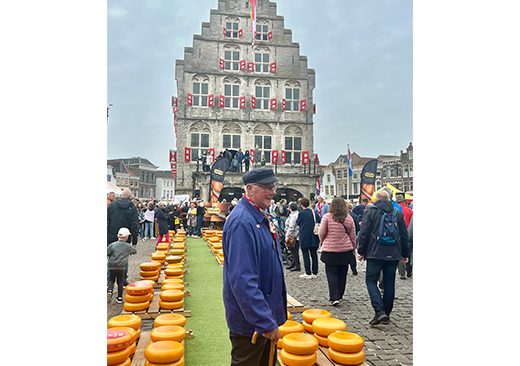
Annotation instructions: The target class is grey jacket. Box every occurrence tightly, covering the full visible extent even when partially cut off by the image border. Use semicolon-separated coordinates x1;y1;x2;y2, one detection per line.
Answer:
107;240;137;270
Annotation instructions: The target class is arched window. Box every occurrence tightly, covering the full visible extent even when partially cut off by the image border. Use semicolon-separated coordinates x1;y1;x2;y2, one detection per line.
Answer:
223;77;241;109
254;46;270;73
222;122;242;149
254;79;271;110
284;125;303;164
255;19;269;41
253;123;273;163
224;16;240;38
192;75;210;107
284;81;301;111
189;122;211;162
223;44;241;71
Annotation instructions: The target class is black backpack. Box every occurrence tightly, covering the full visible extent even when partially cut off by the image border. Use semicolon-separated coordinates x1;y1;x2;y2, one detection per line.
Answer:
371;206;400;246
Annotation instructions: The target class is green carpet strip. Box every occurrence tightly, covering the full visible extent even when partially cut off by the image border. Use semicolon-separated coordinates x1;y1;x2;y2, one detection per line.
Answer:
184;237;231;365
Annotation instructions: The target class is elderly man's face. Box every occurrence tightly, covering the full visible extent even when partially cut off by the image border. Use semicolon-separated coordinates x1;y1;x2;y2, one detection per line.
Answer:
108;192;115;201
247;183;276;210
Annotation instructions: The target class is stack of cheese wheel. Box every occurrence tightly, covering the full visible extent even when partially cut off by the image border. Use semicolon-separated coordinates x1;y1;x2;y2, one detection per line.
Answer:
301;308;332;333
280;332;319;366
161;279;185;292
109;327;139;357
276;320;304;349
107;314;142;363
165;255;184;266
164;263;184;281
154;313;187;328
327;331;365;366
311;317;347;347
107;328;133;366
171;243;185;257
287;311;293;320
123;281;154;312
159;288;184;310
144;340;184;366
140;261;161;282
156;242;170;256
151;251;167;265
150;325;186;345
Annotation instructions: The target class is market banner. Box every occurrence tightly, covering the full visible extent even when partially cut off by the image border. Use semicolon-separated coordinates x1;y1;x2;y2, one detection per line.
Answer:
359;159;378;203
209;153;232;204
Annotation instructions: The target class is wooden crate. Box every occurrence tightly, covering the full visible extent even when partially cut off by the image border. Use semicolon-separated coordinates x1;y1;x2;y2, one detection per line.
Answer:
287;294;308;313
122;291;192;320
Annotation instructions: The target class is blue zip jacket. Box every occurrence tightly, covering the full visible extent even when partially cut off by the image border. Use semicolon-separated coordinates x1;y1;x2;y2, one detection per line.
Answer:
222;197;288;336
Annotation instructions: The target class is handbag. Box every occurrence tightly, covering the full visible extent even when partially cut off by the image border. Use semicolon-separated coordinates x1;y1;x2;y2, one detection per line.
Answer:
311;208;320;235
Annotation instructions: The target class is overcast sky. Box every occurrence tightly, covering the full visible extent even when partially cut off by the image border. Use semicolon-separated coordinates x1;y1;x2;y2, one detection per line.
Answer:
108;0;412;170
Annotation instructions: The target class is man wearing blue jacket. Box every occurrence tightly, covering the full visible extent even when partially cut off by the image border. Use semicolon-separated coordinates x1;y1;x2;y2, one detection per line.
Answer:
223;167;287;366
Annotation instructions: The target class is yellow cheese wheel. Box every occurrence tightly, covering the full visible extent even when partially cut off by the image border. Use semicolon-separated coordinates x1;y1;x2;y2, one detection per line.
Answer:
301;309;332;324
327;331;364;353
282;333;319;355
150;325;186;342
279;320;305;337
165;256;183;264
108;314;142;330
107;347;131;365
140;269;160;277
165;267;183;276
162;278;184;284
170;249;184;256
157;243;170;250
144;357;184;366
107;329;132;352
302;320;314;333
277;338;283;349
165;275;183;281
140;276;159;282
144;340;184;363
128;341;137;355
112;358;131;366
327;348;365;365
279;349;317;366
159;299;184;310
123;301;150;312
172;243;185;249
151;252;166;260
161;283;184;292
108;327;138;343
136;280;156;288
140;262;161;271
154;313;187;328
313;333;329;347
125;293;151;303
287;311;293;320
312;318;347;337
160;290;184;302
125;282;153;296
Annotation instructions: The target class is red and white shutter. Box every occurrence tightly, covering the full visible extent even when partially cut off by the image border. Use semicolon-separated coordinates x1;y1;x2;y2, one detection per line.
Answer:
313;103;316;114
171;96;178;107
239;96;246;109
238;28;243;37
269;62;277;73
240;60;246;70
270;98;277;110
271;150;279;164
251;96;256;109
281;98;287;110
184;147;192;162
208;94;215;107
247;62;255;72
219;95;225;108
300;99;307;111
223;27;227;37
250;149;255;164
281;150;286;164
208;148;215;163
268;31;273;40
219;58;225;69
302;151;310;165
169;149;175;163
187;93;193;106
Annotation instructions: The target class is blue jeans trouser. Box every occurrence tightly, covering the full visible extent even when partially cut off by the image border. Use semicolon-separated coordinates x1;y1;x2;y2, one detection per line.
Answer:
196;217;203;236
144;221;154;238
301;247;318;275
366;259;399;316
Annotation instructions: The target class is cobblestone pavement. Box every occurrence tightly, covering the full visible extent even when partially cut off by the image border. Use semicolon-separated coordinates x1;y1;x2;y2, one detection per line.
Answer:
285;257;413;366
107;237;158;321
107;236;413;365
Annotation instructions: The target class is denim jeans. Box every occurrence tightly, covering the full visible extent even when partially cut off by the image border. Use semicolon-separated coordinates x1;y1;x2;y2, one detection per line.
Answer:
366;259;399;316
196;218;203;236
144;221;154;238
301;247;318;275
140;223;145;239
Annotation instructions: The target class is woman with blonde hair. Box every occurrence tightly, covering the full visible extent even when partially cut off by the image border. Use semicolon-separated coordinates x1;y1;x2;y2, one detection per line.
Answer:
318;197;357;306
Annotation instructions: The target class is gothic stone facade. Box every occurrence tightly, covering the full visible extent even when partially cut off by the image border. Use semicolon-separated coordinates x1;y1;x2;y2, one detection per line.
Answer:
174;0;318;200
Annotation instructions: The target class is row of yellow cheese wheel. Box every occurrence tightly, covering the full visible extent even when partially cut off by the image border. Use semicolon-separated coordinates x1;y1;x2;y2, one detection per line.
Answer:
202;229;224;263
276;308;365;366
143;313;188;366
107;314;142;365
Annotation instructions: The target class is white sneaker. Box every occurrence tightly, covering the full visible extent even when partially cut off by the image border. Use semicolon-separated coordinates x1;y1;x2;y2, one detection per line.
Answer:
151;237;156;239
310;274;318;279
299;274;312;279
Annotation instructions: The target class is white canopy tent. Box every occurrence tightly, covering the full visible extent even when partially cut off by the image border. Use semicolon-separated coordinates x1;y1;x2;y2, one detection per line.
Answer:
107;181;124;195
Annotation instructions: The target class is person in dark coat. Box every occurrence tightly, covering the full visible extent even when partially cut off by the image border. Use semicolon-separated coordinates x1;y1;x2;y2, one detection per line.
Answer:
357;189;409;326
243;150;250;171
107;188;140;246
352;199;368;225
195;200;205;236
296;197;320;279
155;201;170;246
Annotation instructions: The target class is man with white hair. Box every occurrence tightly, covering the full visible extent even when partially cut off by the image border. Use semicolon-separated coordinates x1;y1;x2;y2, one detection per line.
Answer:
357;189;409;326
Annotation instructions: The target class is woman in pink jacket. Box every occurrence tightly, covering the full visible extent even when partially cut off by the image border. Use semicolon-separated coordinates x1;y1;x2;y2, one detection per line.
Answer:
318;197;357;306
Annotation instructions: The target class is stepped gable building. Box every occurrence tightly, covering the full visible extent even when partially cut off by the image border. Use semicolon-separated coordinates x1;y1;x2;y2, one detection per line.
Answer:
173;0;319;201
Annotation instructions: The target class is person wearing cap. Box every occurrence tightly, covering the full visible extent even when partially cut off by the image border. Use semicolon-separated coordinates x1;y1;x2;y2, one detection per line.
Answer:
223;167;287;366
107;227;137;304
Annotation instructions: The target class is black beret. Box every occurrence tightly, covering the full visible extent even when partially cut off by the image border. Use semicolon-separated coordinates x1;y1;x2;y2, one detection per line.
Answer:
242;167;278;185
